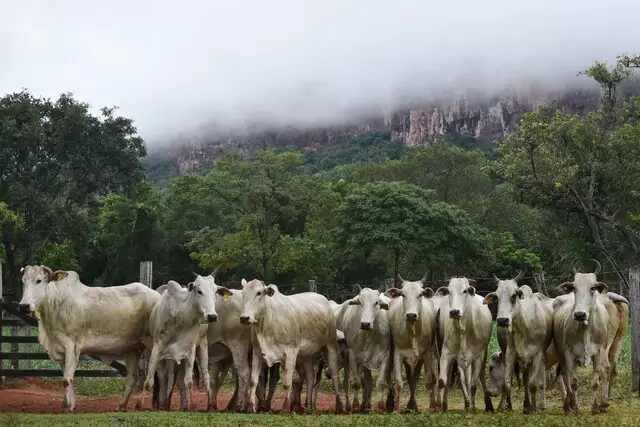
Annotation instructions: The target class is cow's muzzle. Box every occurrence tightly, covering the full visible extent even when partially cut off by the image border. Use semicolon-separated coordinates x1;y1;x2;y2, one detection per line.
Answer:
206;314;218;323
360;322;372;330
573;311;587;322
449;309;461;319
496;317;510;327
240;315;250;325
18;303;31;313
405;313;418;322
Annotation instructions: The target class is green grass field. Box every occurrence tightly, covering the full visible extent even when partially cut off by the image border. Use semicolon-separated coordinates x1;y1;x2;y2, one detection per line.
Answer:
1;325;638;427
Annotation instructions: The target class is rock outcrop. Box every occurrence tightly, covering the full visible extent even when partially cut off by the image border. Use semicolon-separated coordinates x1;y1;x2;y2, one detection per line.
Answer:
168;85;599;174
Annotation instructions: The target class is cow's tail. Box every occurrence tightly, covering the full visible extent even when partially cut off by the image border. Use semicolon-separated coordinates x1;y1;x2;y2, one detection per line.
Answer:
315;358;324;386
152;371;160;409
552;363;562;387
193;358;201;389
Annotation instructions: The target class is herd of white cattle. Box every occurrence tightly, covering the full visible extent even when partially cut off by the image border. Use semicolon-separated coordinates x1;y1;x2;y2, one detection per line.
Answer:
16;259;629;416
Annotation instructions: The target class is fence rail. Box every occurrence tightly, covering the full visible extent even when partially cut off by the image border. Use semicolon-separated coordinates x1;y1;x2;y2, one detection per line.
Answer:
0;301;127;385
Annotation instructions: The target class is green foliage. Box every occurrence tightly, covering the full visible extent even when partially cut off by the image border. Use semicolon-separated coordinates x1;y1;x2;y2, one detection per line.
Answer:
0;90;146;295
303;132;408;174
40;240;80;272
334;181;492;283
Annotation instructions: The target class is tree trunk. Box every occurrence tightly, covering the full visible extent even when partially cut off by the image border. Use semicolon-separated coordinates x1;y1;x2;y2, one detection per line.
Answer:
394;250;400;287
629;265;640;394
533;272;546;295
3;238;19;300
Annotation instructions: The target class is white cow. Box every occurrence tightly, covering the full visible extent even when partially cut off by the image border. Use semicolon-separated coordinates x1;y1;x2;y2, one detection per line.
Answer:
206;283;252;412
385;274;440;412
18;265;161;412
483;283;553;413
337;286;393;413
135;277;231;410
553;260;629;414
240;279;344;413
436;277;494;412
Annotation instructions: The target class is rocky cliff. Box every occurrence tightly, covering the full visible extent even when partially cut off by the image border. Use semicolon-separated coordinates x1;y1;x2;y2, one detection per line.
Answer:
167;85;600;175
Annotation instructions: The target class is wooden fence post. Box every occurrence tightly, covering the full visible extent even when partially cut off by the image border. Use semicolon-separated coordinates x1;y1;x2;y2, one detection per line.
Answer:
629;266;640;394
308;280;317;293
139;261;153;288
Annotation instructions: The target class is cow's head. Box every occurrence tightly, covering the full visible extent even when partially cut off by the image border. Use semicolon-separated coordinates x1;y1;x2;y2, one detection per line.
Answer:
445;277;476;319
19;265;69;313
240;278;277;325
555;259;606;325
482;270;524;328
347;286;388;331
384;273;433;323
189;270;232;323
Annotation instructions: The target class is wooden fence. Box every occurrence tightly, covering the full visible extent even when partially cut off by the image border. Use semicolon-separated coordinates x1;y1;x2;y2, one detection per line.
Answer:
0;301;128;383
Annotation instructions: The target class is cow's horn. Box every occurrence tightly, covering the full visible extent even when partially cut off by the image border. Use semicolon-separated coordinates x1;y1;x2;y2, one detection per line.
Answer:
591;259;602;276
570;258;581;275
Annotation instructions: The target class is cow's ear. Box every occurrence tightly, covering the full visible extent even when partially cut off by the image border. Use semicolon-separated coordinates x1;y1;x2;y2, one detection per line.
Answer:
51;271;68;281
385;288;402;299
556;282;574;294
265;285;276;297
516;288;524;300
187;282;194;291
467;286;476;296
217;286;232;299
348;297;361;305
594;281;608;294
378;299;389;310
483;292;498;305
435;286;449;297
421;287;434;298
241;278;248;288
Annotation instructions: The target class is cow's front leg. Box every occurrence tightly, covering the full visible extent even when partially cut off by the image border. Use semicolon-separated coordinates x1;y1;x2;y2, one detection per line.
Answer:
118;352;141;411
247;347;262;413
136;346;161;410
60;343;79;412
195;342;212;411
280;352;297;413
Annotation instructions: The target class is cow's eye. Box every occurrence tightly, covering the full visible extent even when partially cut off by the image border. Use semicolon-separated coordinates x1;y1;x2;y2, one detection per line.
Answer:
374;301;378;305
256;291;262;296
197;290;203;295
36;279;42;284
462;289;467;294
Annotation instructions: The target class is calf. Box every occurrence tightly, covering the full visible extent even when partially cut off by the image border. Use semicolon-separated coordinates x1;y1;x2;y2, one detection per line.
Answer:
436;277;493;412
240;279;343;413
18;266;160;412
385;274;439;412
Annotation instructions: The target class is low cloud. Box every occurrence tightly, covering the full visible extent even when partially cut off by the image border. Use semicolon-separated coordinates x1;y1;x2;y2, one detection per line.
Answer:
1;0;638;145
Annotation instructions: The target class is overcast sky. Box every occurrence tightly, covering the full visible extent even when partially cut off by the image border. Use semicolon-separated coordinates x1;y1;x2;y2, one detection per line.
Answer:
1;1;639;145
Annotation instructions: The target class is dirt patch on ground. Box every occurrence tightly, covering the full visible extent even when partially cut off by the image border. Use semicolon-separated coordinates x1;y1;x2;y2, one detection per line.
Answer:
0;378;338;414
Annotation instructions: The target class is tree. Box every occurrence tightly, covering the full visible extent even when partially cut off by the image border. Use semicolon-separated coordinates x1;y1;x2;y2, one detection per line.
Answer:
340;141;493;220
88;181;166;286
187;150;328;282
0;90;146;295
334;181;492;285
496;56;640;289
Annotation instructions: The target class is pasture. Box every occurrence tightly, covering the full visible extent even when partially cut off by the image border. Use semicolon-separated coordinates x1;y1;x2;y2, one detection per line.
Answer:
1;324;638;426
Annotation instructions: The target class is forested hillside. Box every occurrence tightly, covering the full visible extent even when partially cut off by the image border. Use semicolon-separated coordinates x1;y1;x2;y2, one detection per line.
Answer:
2;55;639;300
